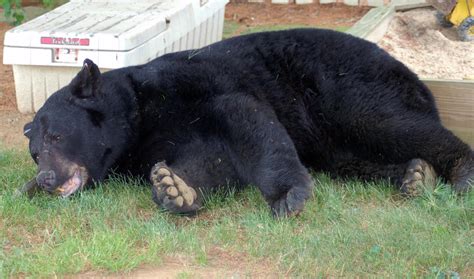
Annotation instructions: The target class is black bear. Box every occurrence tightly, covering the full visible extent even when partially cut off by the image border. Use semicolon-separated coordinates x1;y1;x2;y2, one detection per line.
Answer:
21;29;473;217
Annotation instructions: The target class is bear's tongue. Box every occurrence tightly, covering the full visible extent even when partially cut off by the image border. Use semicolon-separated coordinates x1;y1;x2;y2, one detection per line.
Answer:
57;171;82;198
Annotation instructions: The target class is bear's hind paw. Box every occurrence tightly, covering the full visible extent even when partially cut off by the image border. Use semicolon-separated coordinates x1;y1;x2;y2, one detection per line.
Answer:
400;159;437;196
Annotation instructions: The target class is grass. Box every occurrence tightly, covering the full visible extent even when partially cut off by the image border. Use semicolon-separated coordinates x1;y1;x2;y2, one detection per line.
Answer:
1;146;473;277
222;20;351;39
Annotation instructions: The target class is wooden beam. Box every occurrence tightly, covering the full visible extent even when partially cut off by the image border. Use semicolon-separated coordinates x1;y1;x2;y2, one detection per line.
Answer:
346;5;395;43
394;3;432;11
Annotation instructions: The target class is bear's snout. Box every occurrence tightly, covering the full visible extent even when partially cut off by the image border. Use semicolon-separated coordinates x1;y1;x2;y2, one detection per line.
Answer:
36;170;56;191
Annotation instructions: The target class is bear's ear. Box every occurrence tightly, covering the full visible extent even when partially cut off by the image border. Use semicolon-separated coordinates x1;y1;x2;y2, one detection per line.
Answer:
23;122;33;138
70;59;101;99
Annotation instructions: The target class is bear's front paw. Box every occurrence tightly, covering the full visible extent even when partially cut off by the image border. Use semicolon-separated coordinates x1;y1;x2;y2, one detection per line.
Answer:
150;162;200;214
400;159;437;196
271;188;306;218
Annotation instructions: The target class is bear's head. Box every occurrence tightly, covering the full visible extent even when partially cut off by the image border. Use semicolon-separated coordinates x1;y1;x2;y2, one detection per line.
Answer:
23;59;137;197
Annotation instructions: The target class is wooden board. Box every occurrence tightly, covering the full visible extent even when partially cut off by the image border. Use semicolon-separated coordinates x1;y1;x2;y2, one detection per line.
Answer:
346;3;434;42
346;5;395;43
422;79;474;147
394;2;432;11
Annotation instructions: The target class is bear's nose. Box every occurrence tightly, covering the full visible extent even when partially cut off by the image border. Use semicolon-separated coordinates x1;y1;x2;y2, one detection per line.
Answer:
36;170;56;191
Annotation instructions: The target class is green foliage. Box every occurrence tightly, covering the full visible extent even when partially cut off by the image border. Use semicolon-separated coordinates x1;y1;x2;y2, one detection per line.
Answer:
2;0;24;26
2;0;63;25
41;0;54;8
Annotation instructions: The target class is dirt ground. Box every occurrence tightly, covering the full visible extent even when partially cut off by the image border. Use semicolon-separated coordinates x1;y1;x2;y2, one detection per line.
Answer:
225;1;369;27
379;8;474;80
0;22;15;111
0;22;34;149
76;251;281;278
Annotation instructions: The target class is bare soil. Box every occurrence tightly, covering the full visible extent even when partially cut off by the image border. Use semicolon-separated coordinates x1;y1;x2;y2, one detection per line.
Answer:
0;22;16;110
225;1;370;27
74;250;281;278
0;110;32;149
379;8;474;80
0;22;34;149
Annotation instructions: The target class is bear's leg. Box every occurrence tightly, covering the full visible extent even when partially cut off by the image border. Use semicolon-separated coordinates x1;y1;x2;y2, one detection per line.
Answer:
149;138;241;215
150;162;200;214
449;150;474;193
330;157;437;196
338;115;473;192
384;124;473;193
214;95;313;218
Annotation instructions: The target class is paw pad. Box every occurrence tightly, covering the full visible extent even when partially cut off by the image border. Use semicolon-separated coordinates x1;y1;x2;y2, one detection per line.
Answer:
401;159;437;196
150;163;198;209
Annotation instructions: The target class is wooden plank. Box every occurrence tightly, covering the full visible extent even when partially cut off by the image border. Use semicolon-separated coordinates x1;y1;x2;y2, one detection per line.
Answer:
347;2;431;41
346;5;395;42
422;79;474;147
394;3;432;11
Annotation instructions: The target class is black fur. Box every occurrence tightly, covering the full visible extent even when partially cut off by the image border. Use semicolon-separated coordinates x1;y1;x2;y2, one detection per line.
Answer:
24;29;473;216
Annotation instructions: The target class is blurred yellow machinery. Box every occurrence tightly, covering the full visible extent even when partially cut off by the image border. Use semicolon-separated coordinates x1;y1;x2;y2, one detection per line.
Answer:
428;0;474;41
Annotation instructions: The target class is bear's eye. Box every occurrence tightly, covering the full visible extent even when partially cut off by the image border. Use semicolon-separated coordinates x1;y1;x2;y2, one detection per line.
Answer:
44;134;62;143
32;153;39;163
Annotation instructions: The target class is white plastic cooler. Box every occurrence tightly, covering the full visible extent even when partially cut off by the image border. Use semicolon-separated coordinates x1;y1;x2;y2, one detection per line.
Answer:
3;0;228;113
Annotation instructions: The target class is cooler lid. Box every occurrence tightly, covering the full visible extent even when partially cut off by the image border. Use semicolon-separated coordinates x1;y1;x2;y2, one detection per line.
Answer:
4;0;191;51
